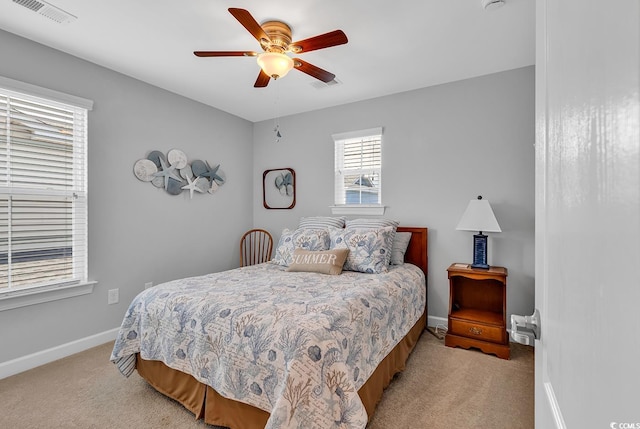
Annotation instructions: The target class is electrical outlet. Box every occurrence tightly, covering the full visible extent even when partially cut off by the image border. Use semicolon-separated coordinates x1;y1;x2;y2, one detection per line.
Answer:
144;282;153;289
107;288;119;304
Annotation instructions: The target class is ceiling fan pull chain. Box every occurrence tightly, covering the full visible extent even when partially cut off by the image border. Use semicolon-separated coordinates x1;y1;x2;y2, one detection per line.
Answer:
273;84;282;143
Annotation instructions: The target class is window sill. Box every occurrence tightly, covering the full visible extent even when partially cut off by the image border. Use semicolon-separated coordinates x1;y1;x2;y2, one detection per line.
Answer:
0;281;97;312
330;205;386;216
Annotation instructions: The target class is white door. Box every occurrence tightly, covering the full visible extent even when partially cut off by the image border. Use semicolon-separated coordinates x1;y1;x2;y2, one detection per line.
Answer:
535;1;640;428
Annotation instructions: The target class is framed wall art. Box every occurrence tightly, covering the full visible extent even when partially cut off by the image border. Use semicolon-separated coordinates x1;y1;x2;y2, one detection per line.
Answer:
263;168;296;209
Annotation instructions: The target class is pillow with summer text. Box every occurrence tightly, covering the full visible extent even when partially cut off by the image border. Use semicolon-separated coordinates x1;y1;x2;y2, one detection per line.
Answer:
286;248;350;275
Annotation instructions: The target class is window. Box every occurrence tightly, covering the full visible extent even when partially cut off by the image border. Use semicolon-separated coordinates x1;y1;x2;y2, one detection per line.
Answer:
332;127;385;215
0;78;91;301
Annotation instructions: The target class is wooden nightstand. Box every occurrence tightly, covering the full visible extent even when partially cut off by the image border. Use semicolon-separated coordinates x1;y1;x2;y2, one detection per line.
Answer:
445;263;510;359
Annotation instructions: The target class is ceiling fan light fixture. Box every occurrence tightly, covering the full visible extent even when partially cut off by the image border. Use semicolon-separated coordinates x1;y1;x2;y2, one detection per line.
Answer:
257;52;294;79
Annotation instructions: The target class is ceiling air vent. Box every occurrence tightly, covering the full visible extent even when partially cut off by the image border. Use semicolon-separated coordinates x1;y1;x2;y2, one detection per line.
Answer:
310;79;342;90
12;0;77;25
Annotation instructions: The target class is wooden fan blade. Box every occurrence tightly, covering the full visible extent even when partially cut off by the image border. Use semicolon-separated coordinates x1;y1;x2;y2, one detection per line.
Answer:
290;30;348;53
228;8;270;44
293;59;336;82
194;51;258;57
254;70;271;88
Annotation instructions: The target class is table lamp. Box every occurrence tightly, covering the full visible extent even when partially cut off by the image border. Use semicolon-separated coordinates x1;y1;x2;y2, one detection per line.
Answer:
456;195;501;269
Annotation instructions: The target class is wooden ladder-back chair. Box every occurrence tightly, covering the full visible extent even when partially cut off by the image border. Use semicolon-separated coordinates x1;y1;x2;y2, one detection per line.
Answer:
240;229;273;267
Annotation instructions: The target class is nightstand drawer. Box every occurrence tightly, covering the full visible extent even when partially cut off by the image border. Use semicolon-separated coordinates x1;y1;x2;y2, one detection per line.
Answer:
449;318;504;343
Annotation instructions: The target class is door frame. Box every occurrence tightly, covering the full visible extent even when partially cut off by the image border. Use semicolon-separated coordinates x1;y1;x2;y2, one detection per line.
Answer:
534;0;566;427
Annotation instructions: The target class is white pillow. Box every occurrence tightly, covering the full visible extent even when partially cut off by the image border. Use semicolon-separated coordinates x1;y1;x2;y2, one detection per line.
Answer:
390;232;412;265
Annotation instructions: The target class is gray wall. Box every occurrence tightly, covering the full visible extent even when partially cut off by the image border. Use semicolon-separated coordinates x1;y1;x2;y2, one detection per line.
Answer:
0;28;534;365
252;66;535;325
0;30;254;362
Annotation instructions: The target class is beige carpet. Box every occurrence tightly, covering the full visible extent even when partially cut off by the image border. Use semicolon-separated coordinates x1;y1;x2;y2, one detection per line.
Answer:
0;329;533;429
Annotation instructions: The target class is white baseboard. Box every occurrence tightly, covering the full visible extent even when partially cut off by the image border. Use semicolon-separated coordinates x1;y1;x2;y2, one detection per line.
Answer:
428;315;448;329
0;327;119;380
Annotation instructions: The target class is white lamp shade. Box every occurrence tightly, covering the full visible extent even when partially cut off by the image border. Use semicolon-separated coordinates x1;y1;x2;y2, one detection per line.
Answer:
456;198;502;233
257;52;294;79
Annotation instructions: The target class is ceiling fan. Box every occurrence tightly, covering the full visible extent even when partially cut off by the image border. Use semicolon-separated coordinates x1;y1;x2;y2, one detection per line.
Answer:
194;8;348;88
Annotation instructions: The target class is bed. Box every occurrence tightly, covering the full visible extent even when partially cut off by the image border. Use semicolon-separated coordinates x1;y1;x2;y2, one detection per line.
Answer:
111;226;428;429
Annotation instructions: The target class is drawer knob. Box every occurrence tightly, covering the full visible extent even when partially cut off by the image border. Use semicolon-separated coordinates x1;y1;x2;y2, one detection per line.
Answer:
469;326;483;335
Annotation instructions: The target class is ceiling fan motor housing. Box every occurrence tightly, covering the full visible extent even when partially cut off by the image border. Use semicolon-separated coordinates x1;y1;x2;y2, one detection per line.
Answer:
260;21;293;53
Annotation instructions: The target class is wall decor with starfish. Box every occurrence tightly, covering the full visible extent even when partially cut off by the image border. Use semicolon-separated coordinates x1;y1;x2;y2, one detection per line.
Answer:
263;168;295;209
133;149;226;198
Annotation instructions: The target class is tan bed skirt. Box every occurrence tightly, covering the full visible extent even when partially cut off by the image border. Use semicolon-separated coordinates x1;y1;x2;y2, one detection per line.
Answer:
136;311;426;428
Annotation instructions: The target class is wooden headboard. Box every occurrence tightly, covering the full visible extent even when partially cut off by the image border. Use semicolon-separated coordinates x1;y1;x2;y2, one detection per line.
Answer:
397;227;428;276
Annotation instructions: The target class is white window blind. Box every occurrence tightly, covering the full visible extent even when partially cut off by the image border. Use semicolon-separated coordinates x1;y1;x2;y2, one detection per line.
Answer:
333;127;383;206
0;86;88;293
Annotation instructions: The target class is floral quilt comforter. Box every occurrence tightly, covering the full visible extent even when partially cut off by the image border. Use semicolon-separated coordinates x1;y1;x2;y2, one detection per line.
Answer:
110;262;425;429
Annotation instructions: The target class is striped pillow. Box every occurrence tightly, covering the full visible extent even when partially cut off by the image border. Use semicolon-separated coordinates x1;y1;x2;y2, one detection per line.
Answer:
345;218;399;230
298;216;346;229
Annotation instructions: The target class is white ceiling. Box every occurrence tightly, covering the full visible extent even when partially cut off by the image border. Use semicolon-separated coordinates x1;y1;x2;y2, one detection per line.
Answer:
0;0;535;122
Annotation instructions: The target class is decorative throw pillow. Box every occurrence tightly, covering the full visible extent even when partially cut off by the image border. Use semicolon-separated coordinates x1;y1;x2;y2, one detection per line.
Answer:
272;228;331;267
298;216;346;229
345;218;399;265
286;248;350;275
390;232;412;265
329;226;395;274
